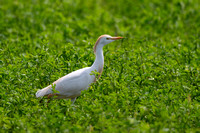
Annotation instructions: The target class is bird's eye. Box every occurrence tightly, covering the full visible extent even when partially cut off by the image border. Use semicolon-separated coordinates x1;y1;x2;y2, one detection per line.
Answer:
106;38;109;40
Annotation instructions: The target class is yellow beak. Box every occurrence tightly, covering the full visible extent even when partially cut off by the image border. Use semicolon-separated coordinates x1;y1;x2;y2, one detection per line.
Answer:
109;37;124;40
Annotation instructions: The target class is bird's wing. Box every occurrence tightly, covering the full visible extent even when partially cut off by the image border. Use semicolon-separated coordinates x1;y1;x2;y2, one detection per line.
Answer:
53;67;93;96
54;67;89;84
36;67;94;98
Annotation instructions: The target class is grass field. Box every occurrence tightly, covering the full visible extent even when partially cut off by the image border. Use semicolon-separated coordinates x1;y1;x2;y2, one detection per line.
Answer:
1;0;200;132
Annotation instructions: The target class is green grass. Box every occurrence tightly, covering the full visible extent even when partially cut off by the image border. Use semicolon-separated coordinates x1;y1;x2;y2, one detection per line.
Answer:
1;0;200;132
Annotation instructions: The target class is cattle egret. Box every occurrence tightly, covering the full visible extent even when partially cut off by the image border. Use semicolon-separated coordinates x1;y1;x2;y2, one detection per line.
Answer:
36;35;124;103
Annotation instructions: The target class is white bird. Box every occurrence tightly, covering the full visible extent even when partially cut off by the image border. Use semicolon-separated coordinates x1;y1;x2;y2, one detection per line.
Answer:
36;35;124;103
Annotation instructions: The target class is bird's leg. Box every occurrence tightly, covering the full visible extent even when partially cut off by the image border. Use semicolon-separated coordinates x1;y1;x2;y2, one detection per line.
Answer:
47;93;57;106
47;94;52;107
39;98;43;103
71;97;76;104
47;94;53;103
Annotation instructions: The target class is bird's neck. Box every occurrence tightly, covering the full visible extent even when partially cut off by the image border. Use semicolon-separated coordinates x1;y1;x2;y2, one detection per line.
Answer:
91;44;104;75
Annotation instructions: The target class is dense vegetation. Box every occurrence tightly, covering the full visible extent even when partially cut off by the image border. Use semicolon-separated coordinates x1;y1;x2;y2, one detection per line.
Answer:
1;0;200;132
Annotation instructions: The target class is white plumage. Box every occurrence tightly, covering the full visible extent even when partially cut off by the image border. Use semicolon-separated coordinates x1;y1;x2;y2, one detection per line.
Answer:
36;35;123;103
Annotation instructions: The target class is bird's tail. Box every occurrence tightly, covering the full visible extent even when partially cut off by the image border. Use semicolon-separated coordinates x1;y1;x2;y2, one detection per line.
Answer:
36;85;52;98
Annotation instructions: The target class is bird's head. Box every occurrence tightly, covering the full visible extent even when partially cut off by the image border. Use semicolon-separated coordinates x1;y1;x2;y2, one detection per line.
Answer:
94;35;124;53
